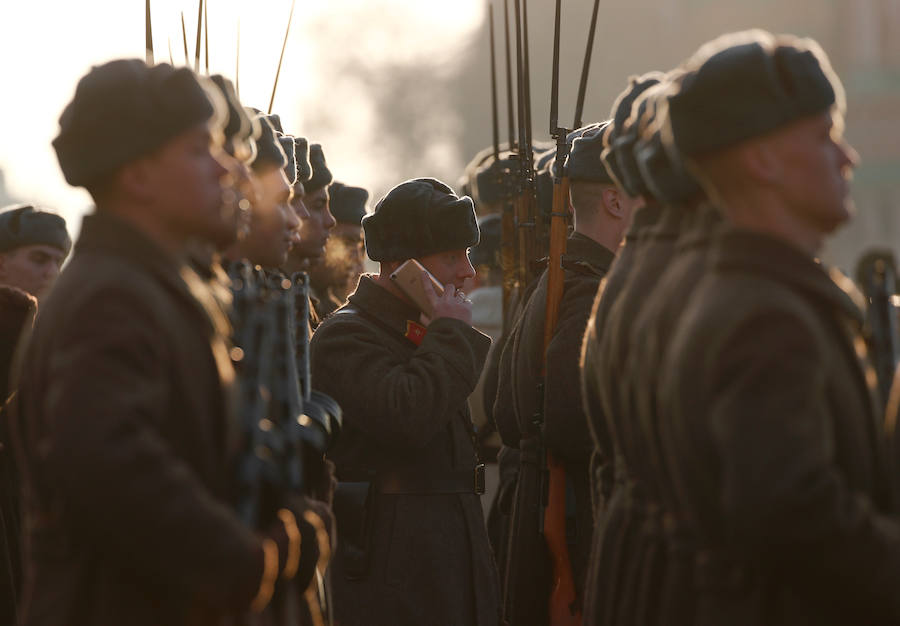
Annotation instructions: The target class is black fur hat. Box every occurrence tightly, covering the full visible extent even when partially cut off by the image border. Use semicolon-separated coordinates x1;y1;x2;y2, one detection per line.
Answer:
635;128;703;206
668;30;841;157
305;144;333;193
363;178;479;262
0;205;71;255
208;75;257;147
293;137;312;185
279;135;297;185
329;182;369;226
568;121;614;184
53;59;214;187
602;72;665;196
250;114;287;172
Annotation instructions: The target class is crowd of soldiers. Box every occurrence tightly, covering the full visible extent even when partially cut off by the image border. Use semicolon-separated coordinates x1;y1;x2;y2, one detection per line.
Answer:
0;19;897;626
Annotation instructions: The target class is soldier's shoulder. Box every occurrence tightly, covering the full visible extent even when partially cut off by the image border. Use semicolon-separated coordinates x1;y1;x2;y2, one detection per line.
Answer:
311;304;380;343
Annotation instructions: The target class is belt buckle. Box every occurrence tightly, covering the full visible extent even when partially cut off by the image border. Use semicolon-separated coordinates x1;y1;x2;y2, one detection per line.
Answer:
474;463;486;495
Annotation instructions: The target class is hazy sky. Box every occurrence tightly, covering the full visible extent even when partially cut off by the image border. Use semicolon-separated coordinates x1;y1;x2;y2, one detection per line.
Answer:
0;0;482;233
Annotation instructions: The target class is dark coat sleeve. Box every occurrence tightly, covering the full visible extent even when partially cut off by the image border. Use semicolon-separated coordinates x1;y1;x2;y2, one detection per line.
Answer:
310;316;490;451
709;311;900;618
39;291;265;611
544;274;597;464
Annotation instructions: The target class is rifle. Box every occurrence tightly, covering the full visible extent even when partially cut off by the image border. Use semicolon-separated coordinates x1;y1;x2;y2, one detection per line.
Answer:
541;0;579;622
512;0;538;293
292;273;342;626
499;0;521;328
857;250;900;407
503;0;600;621
230;265;341;625
502;1;547;623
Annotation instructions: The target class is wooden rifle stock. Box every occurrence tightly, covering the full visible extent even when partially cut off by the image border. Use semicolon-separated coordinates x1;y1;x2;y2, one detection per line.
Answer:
541;0;582;621
542;149;579;626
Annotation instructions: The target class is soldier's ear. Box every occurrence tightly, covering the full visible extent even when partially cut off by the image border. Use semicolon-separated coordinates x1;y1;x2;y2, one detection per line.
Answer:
603;187;626;219
117;159;156;205
740;140;782;187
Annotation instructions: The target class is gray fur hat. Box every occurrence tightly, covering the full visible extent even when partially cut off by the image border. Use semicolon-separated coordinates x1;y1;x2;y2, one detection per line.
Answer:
363;178;479;262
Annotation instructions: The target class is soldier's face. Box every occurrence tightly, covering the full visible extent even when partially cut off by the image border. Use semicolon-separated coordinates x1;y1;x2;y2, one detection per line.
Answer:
294;187;336;264
418;248;476;291
239;166;298;267
0;244;66;303
149;123;230;244
207;132;252;249
770;110;858;235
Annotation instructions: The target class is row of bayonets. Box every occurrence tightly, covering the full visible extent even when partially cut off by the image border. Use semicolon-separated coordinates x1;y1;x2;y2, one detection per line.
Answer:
143;0;295;114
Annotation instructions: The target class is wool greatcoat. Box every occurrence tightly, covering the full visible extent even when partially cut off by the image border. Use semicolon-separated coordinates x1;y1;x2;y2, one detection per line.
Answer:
658;227;900;625
588;205;685;626
11;212;309;626
579;201;663;626
309;275;499;626
623;203;721;626
581;202;665;511
493;231;615;616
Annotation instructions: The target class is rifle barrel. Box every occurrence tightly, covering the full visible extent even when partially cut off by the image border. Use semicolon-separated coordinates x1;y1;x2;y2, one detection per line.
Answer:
574;0;602;129
145;0;154;64
521;0;533;161
503;0;516;150
489;4;500;160
181;12;190;65
204;0;209;74
513;0;526;158
194;0;203;72
268;0;297;114
550;0;562;136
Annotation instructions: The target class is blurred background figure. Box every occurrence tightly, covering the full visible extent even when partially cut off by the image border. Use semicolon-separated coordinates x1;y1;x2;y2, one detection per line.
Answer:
308;181;369;318
0;205;70;305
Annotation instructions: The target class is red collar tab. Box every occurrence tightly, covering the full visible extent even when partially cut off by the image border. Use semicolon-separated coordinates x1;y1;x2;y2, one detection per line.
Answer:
405;320;427;346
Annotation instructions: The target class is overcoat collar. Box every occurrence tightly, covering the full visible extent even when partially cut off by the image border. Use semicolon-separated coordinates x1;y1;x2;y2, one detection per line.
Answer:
347;274;424;338
563;232;616;276
624;201;665;242
711;227;864;325
76;211;231;338
676;203;723;251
